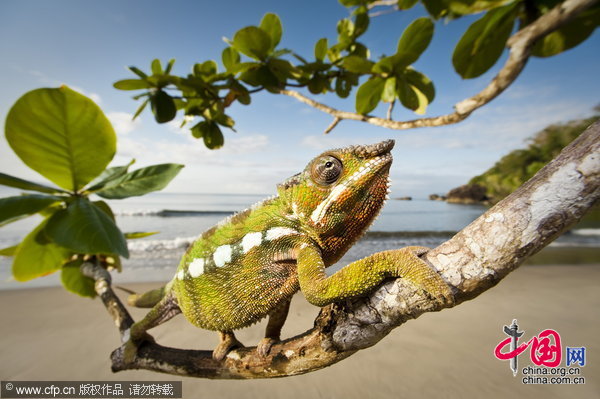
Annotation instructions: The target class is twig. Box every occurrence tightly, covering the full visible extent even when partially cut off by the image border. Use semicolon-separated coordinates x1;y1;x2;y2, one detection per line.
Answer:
386;101;395;120
324;117;342;134
96;122;600;378
279;0;598;134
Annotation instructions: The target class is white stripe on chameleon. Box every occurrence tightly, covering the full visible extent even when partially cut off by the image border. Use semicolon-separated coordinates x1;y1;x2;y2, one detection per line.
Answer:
310;182;348;223
265;227;299;240
213;245;232;267
310;155;388;223
188;258;205;277
241;231;263;254
176;269;185;280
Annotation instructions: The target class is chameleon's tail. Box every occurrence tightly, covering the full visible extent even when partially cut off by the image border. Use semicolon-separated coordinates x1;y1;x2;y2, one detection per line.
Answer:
118;286;167;308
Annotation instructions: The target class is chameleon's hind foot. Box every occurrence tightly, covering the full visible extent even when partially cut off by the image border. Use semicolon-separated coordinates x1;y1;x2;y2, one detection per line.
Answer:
123;331;155;364
213;331;244;361
257;337;279;357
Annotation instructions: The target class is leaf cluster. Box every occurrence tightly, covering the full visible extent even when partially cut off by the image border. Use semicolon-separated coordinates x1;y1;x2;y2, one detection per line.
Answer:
115;0;598;147
1;87;183;297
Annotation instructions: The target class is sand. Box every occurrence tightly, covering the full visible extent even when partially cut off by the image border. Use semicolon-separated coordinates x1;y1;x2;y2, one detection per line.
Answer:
1;263;599;398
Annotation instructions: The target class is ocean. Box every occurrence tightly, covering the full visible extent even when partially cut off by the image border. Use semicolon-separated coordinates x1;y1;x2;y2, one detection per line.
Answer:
1;192;598;290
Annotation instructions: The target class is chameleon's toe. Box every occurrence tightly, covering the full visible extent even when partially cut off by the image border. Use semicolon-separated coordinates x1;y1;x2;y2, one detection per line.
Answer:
257;337;279;357
213;332;244;361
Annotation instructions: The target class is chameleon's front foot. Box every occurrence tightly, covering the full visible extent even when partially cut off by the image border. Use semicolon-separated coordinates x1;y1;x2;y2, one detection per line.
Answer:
395;246;454;305
257;337;279;357
213;331;245;361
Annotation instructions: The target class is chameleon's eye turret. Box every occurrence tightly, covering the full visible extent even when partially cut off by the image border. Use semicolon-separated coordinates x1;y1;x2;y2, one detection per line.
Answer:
311;156;343;186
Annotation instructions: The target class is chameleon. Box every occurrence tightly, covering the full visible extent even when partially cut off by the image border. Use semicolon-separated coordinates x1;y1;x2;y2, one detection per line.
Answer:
124;139;453;361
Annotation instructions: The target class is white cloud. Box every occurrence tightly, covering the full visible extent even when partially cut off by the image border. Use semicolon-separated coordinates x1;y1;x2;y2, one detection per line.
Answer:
107;112;141;135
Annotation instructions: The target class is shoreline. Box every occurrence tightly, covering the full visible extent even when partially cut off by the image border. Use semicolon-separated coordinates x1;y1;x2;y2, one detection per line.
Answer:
0;263;598;398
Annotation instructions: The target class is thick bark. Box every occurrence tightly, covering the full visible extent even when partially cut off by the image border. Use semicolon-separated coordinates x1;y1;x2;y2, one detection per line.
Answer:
99;121;599;378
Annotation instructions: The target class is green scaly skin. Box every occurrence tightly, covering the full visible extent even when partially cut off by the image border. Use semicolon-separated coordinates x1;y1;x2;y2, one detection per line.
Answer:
125;140;453;361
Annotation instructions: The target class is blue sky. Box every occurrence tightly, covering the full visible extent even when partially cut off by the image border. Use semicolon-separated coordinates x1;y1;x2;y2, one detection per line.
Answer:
1;0;598;198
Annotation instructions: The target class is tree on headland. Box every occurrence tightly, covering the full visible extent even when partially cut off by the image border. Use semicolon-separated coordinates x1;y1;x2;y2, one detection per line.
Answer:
1;0;599;379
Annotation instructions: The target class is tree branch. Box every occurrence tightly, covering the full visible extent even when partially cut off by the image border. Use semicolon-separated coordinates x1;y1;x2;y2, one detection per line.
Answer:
92;121;600;378
280;0;598;134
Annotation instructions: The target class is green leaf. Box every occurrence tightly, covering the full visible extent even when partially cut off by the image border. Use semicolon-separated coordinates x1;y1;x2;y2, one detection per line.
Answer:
124;231;159;239
396;17;434;67
398;0;419;10
95;164;184;199
397;79;419;111
133;98;149;120
532;7;599;57
45;198;129;257
339;0;363;6
92;200;116;221
452;3;518;78
404;68;435;102
314;38;328;61
0;245;18;256
0;194;62;226
12;219;71;281
308;74;330;94
151;59;163;75
128;66;148;79
215;113;236;129
353;10;369;37
411;85;429;114
382;77;397;103
342;55;374;74
5;86;117;192
0;173;68;194
422;0;448;18
61;259;96;298
86;159;135;191
194;60;218;77
150;90;177;123
232;26;272;61
165;58;176;74
356;77;385;114
337;18;355;43
260;13;283;51
191;121;225;149
372;56;396;74
113;79;150;90
335;76;353;98
222;48;241;71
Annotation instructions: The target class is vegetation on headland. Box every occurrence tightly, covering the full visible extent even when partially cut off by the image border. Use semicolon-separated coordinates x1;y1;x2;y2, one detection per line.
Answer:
464;113;600;204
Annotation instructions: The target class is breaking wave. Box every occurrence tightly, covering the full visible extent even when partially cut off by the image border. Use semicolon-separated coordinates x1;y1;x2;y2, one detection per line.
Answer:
114;209;234;217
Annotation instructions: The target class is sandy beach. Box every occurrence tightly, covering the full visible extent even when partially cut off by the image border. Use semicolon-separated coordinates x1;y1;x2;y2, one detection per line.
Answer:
1;263;598;398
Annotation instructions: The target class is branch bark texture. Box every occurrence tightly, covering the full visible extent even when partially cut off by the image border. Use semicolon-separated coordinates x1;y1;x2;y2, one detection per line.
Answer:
94;121;600;378
280;0;597;133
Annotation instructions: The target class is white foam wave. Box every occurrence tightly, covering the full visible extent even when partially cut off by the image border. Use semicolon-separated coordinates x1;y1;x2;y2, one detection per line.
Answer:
115;209;163;216
127;236;197;252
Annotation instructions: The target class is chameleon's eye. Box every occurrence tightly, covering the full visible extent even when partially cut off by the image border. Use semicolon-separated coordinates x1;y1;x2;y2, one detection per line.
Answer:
311;156;343;185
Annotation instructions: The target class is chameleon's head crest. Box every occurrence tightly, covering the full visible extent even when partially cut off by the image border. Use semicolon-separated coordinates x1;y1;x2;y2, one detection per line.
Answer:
279;139;394;260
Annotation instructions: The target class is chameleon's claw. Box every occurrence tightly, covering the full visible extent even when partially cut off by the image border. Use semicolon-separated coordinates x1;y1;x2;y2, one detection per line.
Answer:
213;331;244;361
257;337;279;357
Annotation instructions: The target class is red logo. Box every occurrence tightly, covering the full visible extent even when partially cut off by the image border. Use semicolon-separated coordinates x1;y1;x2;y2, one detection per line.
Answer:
495;328;562;367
